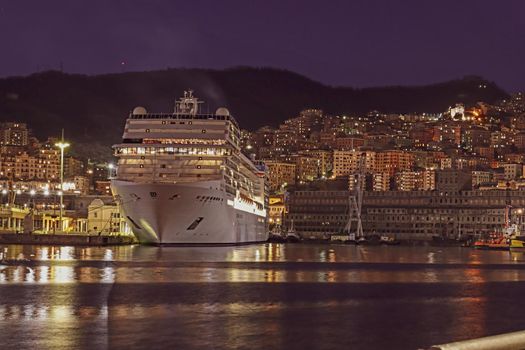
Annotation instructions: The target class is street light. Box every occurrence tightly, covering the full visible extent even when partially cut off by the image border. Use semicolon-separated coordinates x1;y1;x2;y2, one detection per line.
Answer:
55;140;70;232
108;163;114;179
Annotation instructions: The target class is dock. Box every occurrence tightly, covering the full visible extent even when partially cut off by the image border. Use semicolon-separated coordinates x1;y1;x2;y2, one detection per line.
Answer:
0;232;136;246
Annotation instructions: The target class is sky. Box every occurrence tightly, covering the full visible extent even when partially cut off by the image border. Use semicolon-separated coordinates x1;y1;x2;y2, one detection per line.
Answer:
0;0;524;91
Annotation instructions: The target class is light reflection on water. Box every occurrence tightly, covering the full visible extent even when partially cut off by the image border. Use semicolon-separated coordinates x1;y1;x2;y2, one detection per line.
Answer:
2;243;525;265
2;264;525;284
1;243;525;349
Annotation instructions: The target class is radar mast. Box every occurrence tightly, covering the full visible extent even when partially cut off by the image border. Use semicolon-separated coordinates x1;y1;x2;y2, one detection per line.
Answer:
174;90;203;115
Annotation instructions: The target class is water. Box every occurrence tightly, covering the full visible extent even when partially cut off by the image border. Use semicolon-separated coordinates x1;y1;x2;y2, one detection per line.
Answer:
1;244;525;349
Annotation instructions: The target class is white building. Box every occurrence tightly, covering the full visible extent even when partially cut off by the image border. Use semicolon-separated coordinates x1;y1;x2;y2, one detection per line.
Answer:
87;199;130;235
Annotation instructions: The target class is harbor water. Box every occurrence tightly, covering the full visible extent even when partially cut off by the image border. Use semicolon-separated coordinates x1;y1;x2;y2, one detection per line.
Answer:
1;244;525;349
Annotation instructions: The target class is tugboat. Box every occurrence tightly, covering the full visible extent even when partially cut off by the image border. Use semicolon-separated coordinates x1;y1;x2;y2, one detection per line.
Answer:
510;239;525;252
268;226;286;243
380;235;400;245
285;220;301;243
474;205;524;251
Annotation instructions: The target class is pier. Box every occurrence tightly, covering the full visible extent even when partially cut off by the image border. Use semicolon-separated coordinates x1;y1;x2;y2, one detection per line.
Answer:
0;232;135;246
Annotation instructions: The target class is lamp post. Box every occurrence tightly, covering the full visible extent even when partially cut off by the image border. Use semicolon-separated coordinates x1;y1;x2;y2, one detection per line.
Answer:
55;140;70;232
108;163;114;179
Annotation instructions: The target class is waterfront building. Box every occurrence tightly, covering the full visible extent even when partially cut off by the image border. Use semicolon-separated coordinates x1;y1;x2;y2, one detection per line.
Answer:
87;198;129;234
0;205;30;232
286;189;525;240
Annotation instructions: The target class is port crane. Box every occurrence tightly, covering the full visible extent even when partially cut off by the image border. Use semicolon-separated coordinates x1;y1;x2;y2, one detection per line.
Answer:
342;153;365;241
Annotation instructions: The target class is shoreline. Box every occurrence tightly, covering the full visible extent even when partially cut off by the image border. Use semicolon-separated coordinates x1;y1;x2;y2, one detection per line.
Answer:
0;232;136;246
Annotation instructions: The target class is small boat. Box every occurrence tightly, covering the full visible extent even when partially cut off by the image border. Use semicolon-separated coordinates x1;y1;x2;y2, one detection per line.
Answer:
510;239;525;252
285;220;301;243
380;236;400;245
473;240;489;250
329;232;357;244
267;227;286;243
356;236;368;245
487;237;510;251
474;234;509;250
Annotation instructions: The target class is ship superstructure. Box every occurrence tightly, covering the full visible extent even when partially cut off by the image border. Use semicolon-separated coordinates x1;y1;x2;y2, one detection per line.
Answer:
111;91;268;244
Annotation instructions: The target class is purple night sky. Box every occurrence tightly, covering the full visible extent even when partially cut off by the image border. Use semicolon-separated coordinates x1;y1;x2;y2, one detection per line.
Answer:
0;0;524;91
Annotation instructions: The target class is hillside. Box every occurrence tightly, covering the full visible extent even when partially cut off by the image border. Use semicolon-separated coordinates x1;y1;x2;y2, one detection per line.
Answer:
0;67;509;150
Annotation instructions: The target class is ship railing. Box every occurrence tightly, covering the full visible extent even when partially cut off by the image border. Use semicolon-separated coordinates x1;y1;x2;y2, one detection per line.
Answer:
427;330;525;350
128;112;239;129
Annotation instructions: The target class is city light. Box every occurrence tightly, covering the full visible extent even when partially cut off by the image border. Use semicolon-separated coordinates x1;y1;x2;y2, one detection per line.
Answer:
55;138;70;232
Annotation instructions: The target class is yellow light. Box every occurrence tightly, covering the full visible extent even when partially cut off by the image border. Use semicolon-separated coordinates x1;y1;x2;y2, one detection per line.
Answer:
55;142;70;150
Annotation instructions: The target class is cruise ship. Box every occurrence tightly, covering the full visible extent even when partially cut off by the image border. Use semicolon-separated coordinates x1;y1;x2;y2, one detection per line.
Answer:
111;91;268;244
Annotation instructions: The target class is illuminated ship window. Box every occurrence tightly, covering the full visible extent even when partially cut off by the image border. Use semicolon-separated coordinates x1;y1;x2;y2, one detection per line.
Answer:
145;129;150;133
140;164;144;168
202;129;206;133
188;121;192;125
162;121;166;124
150;192;157;198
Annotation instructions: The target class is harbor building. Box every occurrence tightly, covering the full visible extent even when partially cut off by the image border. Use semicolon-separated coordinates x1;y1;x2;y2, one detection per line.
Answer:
286;189;525;240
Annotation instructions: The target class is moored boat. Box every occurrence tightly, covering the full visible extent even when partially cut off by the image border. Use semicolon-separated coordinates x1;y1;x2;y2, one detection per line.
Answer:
111;91;268;244
510;239;525;252
380;235;400;245
285;220;301;243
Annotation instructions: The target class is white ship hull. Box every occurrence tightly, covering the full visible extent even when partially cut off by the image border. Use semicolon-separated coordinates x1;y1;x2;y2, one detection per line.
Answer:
111;180;268;244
